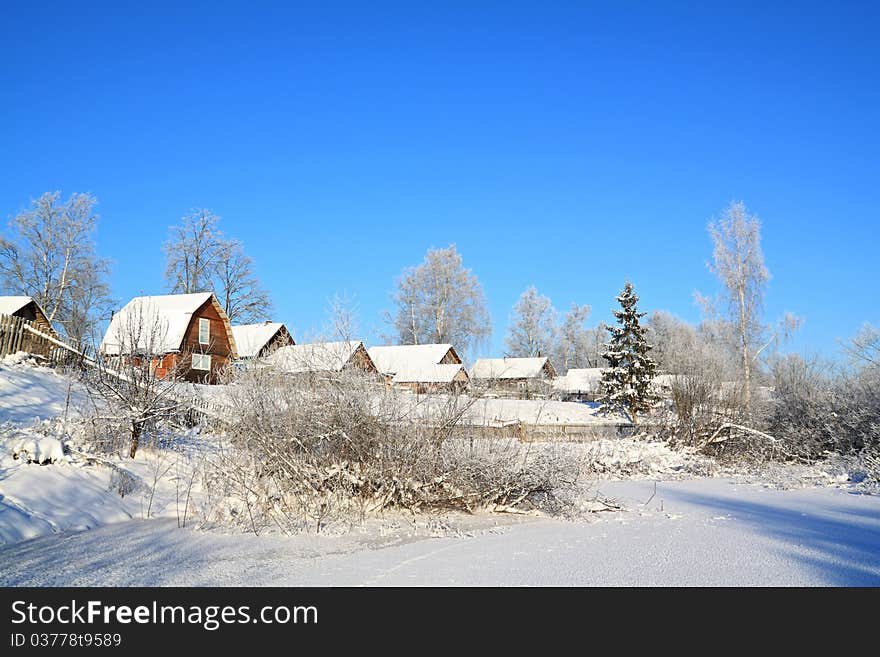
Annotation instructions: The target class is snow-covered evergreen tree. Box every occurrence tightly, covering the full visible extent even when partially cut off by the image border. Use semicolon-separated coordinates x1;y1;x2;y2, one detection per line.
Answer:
599;281;658;423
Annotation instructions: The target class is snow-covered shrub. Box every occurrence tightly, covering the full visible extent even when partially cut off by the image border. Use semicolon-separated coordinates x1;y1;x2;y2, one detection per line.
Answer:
109;466;146;497
11;435;66;465
763;353;879;462
201;364;581;533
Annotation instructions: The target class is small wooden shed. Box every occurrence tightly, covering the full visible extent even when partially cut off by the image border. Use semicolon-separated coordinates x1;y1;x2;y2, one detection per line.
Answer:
391;362;470;394
231;322;295;360
265;340;377;375
0;296;58;338
471;357;557;399
367;343;462;385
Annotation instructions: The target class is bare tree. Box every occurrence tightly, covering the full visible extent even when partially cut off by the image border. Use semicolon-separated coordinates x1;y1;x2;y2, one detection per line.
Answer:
844;322;879;367
706;201;769;406
164;209;224;293
0;191;112;343
91;299;189;459
325;292;360;342
505;286;557;357
215;238;273;324
388;244;491;356
553;303;592;370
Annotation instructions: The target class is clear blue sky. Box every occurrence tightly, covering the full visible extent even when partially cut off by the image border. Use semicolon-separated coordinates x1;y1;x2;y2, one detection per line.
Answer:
1;1;877;360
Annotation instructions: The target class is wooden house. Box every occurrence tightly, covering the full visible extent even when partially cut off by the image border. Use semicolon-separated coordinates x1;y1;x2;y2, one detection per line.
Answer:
0;296;58;338
391;362;469;394
552;367;604;402
100;292;237;384
231;322;294;360
471;357;557;399
265;340;377;375
367;343;462;385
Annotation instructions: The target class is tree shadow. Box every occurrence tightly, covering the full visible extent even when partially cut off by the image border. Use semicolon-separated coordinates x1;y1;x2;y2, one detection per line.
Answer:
659;487;880;586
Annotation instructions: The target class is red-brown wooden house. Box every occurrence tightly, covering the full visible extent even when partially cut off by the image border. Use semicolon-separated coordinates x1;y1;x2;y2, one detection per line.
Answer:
100;292;237;383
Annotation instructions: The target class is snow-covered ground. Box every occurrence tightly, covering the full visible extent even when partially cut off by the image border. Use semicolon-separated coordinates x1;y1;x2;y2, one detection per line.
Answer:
1;479;877;586
1;356;878;586
0;352;91;424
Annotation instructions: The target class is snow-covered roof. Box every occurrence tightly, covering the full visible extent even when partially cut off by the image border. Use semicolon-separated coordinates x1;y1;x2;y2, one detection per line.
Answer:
652;374;685;389
392;363;468;384
553;368;605;393
367;344;458;375
0;296;37;316
471;357;555;380
265;341;366;373
231;322;288;359
101;293;218;355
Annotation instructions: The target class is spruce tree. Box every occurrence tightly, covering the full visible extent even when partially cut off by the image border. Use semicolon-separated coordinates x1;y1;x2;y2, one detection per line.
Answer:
599;281;658;423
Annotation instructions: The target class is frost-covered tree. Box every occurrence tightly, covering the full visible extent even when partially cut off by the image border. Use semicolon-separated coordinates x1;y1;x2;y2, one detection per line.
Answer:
706;201;769;406
214;239;273;324
553;303;592;369
0;191;113;343
164;210;273;323
389;244;491;355
325;292;360;342
599;281;657;422
505;286;557;357
164;209;224;294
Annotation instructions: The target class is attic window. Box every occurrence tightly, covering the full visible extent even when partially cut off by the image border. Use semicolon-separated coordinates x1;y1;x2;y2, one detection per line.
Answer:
198;318;210;345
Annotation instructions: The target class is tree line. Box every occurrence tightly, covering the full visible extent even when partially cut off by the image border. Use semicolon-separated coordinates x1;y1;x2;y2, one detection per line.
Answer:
0;192;864;394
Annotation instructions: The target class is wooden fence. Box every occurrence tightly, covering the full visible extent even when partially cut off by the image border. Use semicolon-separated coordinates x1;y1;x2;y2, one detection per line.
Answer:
0;313;93;366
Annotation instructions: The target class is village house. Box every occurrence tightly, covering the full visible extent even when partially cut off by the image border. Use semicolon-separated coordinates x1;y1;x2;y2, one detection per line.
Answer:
265;340;377;375
390;362;469;394
0;296;58;338
367;343;462;386
553;367;604;402
471;356;557;399
231;321;294;360
99;292;237;384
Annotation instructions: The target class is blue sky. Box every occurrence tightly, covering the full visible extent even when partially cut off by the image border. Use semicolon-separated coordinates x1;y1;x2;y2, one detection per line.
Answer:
1;1;877;360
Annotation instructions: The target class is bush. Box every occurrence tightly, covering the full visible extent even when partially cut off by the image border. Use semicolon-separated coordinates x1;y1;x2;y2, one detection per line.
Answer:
201;365;581;533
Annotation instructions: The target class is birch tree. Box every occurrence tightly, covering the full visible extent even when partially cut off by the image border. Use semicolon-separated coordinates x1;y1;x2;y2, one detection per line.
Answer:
214;239;273;324
707;201;769;406
553;303;592;369
163;209;224;293
505;286;557;357
0;191;112;343
389;244;491;355
325;293;359;342
164;210;273;324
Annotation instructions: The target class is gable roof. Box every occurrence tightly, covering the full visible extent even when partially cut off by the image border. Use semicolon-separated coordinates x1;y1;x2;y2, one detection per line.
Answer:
100;293;233;356
0;296;38;316
265;340;369;373
232;322;289;359
367;344;459;375
553;367;604;393
471;357;556;380
392;363;468;384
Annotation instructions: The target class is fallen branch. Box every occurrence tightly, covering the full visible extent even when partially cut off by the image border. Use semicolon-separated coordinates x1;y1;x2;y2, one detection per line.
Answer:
706;422;777;445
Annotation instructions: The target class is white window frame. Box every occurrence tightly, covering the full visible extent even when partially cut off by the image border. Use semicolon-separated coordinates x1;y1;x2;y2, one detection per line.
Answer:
198;318;210;345
192;353;211;371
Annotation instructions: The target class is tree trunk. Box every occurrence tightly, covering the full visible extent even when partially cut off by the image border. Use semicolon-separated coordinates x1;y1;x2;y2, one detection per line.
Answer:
738;284;751;407
129;420;143;459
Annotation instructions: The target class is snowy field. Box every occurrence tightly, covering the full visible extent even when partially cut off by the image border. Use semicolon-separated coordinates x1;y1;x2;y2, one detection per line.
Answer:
1;355;878;586
1;479;878;586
